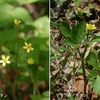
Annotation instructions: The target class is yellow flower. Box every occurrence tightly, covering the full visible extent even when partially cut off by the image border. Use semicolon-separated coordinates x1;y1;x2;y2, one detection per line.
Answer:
27;58;34;65
14;19;21;25
0;55;10;66
23;42;34;53
86;23;96;30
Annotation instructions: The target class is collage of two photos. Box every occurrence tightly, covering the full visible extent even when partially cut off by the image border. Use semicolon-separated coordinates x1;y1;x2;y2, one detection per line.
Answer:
0;0;100;100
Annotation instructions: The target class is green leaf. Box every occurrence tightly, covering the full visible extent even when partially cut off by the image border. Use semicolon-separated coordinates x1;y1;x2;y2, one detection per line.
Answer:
28;37;49;51
0;3;33;28
64;38;75;46
89;52;98;70
55;46;70;52
0;29;18;41
42;91;49;97
42;98;49;100
50;55;61;60
71;24;77;41
0;3;14;27
33;16;49;38
50;20;59;28
62;75;67;81
92;75;100;94
76;21;86;41
64;38;80;48
87;70;98;80
13;7;33;22
30;94;40;100
91;36;100;42
62;55;67;69
59;21;71;38
89;3;95;9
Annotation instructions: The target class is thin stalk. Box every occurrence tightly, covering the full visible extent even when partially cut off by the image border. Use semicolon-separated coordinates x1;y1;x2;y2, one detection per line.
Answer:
11;83;16;100
26;68;42;100
77;49;87;100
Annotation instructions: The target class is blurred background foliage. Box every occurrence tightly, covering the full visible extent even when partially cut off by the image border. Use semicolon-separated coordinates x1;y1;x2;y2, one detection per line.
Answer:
0;0;49;100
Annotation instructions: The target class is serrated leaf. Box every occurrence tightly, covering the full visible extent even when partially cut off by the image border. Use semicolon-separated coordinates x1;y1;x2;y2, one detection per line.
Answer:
64;39;74;46
59;21;71;38
88;70;98;80
92;75;100;94
64;39;80;48
76;21;86;41
89;52;98;70
71;24;77;41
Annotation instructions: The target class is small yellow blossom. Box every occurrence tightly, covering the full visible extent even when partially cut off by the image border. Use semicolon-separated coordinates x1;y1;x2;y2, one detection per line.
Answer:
23;42;34;53
14;19;21;25
0;55;10;66
27;58;34;65
86;23;96;30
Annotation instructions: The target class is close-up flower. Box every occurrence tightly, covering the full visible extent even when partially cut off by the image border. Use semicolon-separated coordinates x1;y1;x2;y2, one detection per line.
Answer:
23;42;34;53
86;23;96;30
14;19;21;25
27;58;34;65
0;55;10;66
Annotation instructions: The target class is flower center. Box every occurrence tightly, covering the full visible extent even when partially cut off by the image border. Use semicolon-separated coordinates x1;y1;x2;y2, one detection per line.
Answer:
3;58;7;63
27;45;31;49
89;25;93;28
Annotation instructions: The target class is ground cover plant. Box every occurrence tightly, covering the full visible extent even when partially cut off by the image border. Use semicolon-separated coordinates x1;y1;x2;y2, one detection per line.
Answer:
0;0;49;100
50;0;100;100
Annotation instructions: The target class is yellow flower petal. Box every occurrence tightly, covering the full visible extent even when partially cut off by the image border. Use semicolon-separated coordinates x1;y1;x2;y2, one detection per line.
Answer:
14;19;21;25
86;23;96;30
6;56;10;60
2;55;5;59
23;46;27;49
2;62;6;66
0;55;10;66
25;42;28;46
23;42;34;53
0;60;3;63
31;48;34;50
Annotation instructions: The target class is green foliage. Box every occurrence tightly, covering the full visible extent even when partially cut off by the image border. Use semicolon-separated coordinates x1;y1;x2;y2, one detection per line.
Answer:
59;21;86;48
92;76;100;94
88;70;98;80
59;21;71;38
88;52;98;70
51;18;100;97
0;0;49;100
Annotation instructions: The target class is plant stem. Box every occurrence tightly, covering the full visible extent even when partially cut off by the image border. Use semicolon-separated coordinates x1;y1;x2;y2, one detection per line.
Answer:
26;68;42;100
77;49;86;100
11;83;16;100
